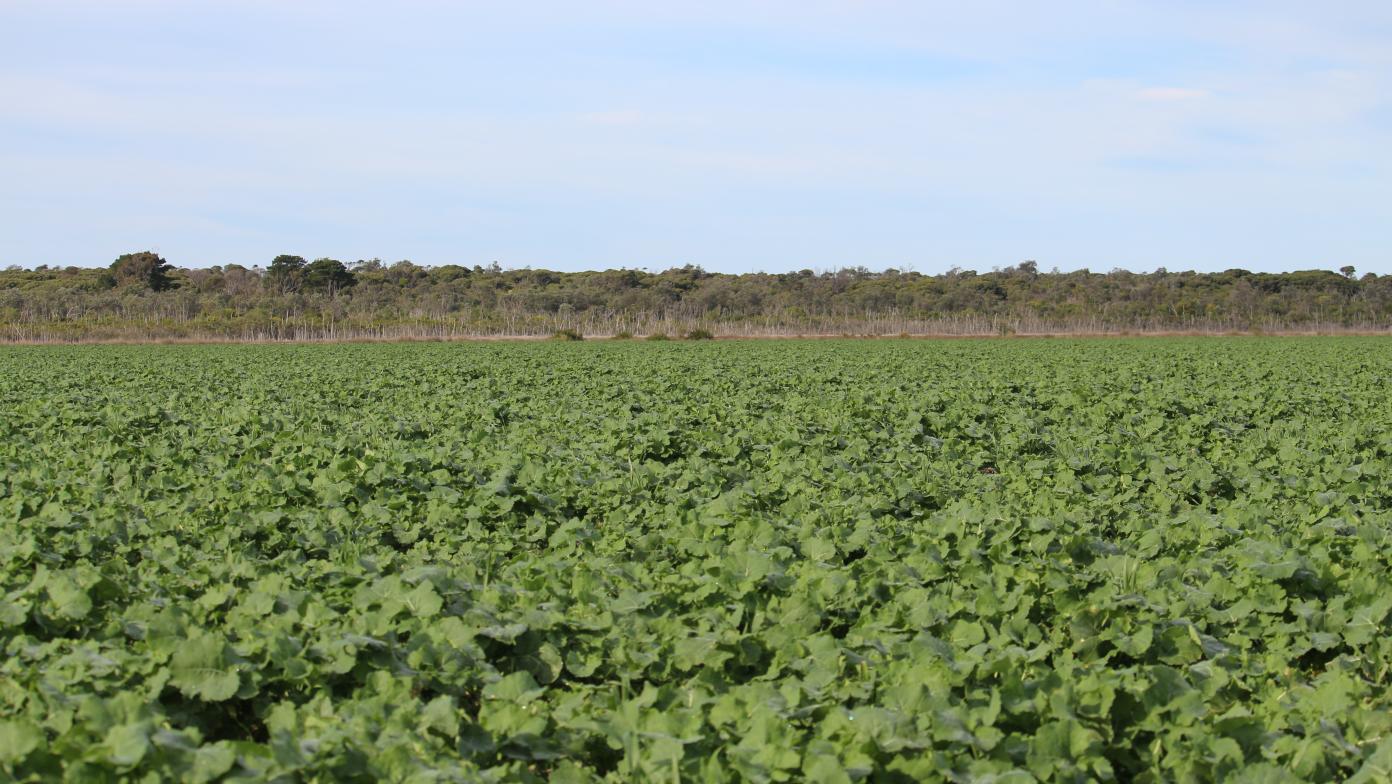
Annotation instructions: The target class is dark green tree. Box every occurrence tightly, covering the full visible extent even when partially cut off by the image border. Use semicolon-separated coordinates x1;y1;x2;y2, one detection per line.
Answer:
303;258;356;296
109;251;175;291
267;255;307;293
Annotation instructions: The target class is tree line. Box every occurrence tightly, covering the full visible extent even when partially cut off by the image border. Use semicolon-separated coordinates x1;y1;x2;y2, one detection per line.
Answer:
1;252;1388;341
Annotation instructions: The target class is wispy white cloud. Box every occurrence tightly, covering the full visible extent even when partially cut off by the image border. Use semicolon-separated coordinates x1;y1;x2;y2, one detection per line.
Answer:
1137;86;1210;101
1;1;1390;272
577;110;648;127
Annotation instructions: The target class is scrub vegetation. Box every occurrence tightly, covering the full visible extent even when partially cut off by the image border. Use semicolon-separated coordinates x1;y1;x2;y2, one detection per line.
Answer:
2;255;1387;341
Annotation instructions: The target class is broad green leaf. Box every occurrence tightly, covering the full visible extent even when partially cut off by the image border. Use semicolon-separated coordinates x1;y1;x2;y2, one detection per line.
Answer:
46;576;92;621
0;719;43;763
169;632;240;702
105;722;150;767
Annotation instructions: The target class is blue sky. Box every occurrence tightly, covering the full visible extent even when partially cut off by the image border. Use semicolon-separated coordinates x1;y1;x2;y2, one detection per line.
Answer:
2;1;1389;274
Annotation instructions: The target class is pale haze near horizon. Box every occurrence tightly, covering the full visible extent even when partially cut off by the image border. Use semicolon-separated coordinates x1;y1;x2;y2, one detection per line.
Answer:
2;1;1389;275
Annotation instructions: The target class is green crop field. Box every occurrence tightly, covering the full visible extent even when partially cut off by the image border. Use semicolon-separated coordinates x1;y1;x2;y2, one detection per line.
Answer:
2;338;1391;782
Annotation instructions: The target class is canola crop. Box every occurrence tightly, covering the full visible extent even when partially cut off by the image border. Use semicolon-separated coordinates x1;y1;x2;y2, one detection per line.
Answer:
2;338;1391;782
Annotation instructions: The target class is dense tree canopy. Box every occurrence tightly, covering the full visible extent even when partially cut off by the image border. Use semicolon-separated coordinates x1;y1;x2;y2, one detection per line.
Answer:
303;258;356;296
108;251;175;292
267;255;307;294
1;256;1388;340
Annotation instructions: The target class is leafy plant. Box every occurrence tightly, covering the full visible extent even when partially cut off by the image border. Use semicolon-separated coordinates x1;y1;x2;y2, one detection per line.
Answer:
2;338;1391;781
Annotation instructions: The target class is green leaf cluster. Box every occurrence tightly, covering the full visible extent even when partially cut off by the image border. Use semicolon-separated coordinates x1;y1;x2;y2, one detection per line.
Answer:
2;338;1391;781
